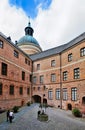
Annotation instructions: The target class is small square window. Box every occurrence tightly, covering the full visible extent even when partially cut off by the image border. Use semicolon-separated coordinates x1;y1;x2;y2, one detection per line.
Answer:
68;53;72;62
51;74;56;82
80;47;85;57
14;50;19;58
74;68;80;79
0;40;3;48
37;64;40;70
1;63;7;76
51;60;56;67
63;71;68;81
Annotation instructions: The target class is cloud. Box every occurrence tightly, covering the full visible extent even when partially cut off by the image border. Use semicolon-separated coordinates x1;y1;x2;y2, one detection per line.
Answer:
0;0;27;42
0;0;85;51
34;0;85;50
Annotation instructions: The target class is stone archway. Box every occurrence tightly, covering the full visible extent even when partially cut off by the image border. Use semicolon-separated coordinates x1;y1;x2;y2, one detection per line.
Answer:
32;95;41;103
43;98;47;104
67;103;72;110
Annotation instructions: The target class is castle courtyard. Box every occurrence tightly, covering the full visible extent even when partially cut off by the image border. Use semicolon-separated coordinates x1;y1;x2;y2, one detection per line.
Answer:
0;104;85;130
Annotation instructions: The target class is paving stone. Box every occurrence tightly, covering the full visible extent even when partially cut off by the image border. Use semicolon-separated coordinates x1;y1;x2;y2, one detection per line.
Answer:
0;104;85;130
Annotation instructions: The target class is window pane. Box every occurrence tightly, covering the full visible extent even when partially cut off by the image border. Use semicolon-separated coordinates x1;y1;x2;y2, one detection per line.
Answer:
10;85;14;95
40;75;44;83
14;50;19;58
63;88;67;100
71;88;77;101
48;90;53;99
51;74;56;82
1;63;7;76
27;88;30;95
0;40;3;48
20;87;23;95
63;71;68;81
56;89;60;100
68;53;72;62
74;68;80;79
80;47;85;57
51;60;56;67
22;71;25;80
37;64;40;70
33;76;37;84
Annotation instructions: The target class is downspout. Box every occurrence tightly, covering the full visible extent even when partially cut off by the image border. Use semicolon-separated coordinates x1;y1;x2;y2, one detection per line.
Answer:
30;61;33;103
59;52;62;109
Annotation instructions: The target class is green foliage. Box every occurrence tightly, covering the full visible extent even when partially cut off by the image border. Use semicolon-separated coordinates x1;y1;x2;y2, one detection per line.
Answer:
13;106;19;113
72;108;82;117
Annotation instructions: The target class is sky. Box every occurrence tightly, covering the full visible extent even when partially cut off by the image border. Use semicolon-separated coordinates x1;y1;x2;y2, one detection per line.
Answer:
0;0;85;50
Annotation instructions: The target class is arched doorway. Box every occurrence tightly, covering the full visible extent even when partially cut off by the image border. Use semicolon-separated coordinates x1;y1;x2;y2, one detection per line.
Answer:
21;100;25;106
67;103;72;110
32;95;41;103
43;98;47;104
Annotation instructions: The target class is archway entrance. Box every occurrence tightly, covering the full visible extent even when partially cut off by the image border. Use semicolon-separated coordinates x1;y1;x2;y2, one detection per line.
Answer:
67;103;72;110
43;98;47;104
32;95;41;103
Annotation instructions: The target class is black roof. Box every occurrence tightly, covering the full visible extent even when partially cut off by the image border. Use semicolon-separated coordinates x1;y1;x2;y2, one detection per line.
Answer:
29;32;85;61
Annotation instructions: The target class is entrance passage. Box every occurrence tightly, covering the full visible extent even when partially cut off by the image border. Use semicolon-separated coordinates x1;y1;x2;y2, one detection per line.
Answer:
32;95;41;103
43;98;47;104
67;103;72;110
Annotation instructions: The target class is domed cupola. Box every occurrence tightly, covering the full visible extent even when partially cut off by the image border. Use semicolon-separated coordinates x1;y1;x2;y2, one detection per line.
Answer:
17;20;42;55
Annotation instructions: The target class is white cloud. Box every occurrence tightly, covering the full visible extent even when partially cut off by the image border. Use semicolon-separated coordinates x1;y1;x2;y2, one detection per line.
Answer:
0;0;85;50
34;0;85;50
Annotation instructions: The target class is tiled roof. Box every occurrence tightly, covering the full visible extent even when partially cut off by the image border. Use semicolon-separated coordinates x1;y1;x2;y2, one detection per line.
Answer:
29;32;85;61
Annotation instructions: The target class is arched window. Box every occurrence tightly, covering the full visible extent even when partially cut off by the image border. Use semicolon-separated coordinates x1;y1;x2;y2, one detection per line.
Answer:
82;97;85;104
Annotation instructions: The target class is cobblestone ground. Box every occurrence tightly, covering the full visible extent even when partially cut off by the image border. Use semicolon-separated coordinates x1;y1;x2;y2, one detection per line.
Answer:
0;103;85;130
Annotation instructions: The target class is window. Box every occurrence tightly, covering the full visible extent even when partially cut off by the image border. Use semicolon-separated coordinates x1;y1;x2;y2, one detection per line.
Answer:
68;53;72;62
37;64;40;70
80;47;85;57
14;50;19;58
0;40;3;48
82;97;85;104
63;71;68;81
71;87;77;101
51;74;56;82
51;60;56;67
56;89;60;100
33;76;37;84
38;86;40;91
9;85;14;95
63;88;67;100
74;68;80;79
40;75;44;83
1;63;7;76
27;88;30;95
0;83;2;95
19;87;23;95
22;71;25;80
48;90;53;100
25;58;30;65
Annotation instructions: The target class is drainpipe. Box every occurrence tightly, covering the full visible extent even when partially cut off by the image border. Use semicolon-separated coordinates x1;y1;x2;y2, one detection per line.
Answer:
60;52;62;109
30;61;33;103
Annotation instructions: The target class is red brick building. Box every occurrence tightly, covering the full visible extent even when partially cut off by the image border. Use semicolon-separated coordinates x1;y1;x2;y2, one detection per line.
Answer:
0;33;32;109
0;23;85;111
30;33;85;111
